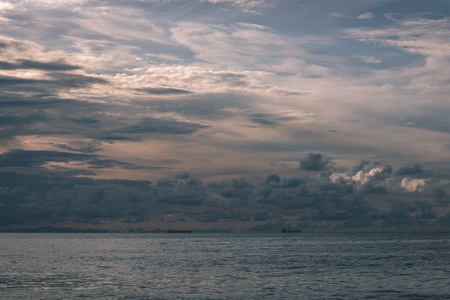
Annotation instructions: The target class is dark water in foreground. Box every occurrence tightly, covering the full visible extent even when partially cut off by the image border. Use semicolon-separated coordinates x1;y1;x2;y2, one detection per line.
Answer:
0;232;449;299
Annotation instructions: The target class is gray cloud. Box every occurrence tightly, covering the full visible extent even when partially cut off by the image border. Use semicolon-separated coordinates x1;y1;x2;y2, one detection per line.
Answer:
0;75;46;86
265;174;281;184
249;117;279;126
174;172;191;180
138;87;192;95
395;163;424;176
119;117;209;135
0;149;94;168
0;155;449;231
300;153;331;171
0;114;44;126
0;59;81;71
0;149;165;171
137;93;253;121
88;158;168;170
52;140;103;154
46;73;108;88
247;113;298;127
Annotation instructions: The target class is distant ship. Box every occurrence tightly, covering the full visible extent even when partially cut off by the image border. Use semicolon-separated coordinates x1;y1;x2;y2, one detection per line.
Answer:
281;228;302;233
167;230;193;233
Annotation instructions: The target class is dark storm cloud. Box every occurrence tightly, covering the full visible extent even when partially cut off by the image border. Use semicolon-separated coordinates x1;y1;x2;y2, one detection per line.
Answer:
300;153;331;171
138;87;192;95
119;117;209;135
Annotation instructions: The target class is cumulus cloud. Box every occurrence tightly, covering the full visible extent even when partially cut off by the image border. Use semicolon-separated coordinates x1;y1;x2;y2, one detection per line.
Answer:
401;177;426;192
329;165;392;192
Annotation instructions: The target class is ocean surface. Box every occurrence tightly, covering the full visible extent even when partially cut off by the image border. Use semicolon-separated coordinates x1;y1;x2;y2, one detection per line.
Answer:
0;232;449;299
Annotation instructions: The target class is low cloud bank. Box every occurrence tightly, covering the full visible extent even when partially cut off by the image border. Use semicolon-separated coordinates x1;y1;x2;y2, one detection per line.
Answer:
0;154;449;231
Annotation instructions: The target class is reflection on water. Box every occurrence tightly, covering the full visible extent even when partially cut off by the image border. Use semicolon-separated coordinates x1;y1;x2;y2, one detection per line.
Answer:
0;232;449;299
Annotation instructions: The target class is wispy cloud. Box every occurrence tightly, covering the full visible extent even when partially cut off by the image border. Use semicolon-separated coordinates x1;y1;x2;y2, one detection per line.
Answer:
357;11;374;20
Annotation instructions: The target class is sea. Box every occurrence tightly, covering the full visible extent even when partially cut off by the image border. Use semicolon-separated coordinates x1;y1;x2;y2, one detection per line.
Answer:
0;232;449;299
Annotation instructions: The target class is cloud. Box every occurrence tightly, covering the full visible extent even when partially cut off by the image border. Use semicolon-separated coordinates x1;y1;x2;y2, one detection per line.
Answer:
0;149;94;168
357;11;374;20
248;117;279;126
346;16;450;58
174;172;191;179
0;59;81;71
114;66;288;95
52;140;102;154
265;174;280;184
299;153;330;171
353;55;381;64
0;75;47;86
138;87;192;95
169;21;327;79
118;117;209;135
401;177;426;192
351;167;385;184
0;35;109;102
395;163;423;176
0;155;449;230
0;149;165;171
88;158;167;170
0;1;449;232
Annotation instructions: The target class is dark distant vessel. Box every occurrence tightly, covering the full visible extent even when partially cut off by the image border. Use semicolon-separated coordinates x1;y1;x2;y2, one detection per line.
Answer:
281;229;302;233
167;230;193;233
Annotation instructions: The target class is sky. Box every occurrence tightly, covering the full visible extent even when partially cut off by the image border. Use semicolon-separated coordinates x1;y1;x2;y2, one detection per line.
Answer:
1;0;450;231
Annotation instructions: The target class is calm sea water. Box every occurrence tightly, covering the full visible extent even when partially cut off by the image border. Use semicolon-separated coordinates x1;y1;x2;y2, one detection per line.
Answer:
0;232;449;299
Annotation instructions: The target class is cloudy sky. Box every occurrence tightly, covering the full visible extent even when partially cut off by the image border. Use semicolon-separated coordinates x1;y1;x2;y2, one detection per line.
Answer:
1;0;450;231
